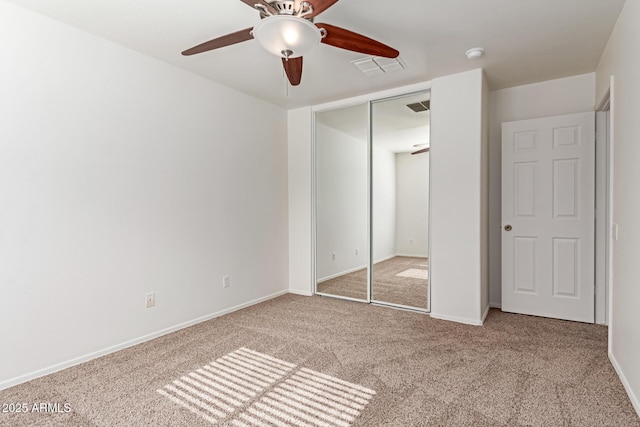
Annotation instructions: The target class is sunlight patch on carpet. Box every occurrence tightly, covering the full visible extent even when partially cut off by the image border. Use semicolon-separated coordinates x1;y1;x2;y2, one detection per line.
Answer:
396;268;428;280
157;347;376;426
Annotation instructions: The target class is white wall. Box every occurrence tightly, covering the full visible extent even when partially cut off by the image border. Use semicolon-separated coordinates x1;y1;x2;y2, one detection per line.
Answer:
395;152;429;257
372;146;397;262
288;107;313;295
595;0;640;416
316;123;367;280
488;73;596;307
0;1;289;389
481;74;490;315
429;69;488;325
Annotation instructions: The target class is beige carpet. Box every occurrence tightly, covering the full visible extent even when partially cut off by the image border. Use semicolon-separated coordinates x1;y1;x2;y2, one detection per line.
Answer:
1;294;638;426
317;257;428;309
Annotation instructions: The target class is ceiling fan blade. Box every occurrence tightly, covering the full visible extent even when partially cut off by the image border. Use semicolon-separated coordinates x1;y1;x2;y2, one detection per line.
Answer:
182;28;254;56
411;148;430;155
282;57;303;86
316;23;399;58
296;0;339;18
238;0;277;15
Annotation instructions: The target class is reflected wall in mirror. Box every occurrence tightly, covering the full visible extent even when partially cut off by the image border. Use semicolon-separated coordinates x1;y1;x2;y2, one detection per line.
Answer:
371;91;430;310
315;104;369;301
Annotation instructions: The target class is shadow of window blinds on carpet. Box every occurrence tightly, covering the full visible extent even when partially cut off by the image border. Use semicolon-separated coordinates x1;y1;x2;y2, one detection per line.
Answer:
157;347;376;426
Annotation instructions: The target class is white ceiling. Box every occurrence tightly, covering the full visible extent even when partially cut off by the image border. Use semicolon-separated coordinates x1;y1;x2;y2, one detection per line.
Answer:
6;0;624;109
317;91;430;153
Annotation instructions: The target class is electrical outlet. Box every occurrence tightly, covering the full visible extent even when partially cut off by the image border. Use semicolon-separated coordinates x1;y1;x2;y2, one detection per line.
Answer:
331;252;336;261
355;249;359;256
410;239;414;246
145;292;155;308
222;275;231;288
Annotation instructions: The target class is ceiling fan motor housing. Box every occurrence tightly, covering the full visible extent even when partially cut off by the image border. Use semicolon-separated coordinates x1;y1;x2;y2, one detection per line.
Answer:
271;1;296;14
260;1;313;18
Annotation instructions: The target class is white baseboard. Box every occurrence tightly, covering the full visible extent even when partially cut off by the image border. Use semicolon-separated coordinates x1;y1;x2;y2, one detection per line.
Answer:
609;351;640;418
394;253;429;259
481;304;491;324
490;302;502;309
288;289;313;296
0;289;289;391
375;254;398;264
317;264;367;283
430;312;484;326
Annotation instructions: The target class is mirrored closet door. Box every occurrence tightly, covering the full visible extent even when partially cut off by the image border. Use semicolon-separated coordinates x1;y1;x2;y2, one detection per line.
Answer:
371;92;430;310
314;90;430;311
315;103;369;302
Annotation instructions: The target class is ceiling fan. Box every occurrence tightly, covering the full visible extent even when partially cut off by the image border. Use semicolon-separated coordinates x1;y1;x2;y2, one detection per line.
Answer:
411;144;430;155
182;0;400;86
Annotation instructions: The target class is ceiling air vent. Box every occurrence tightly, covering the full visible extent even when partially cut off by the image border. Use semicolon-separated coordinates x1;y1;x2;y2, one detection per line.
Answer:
352;56;406;76
406;100;430;113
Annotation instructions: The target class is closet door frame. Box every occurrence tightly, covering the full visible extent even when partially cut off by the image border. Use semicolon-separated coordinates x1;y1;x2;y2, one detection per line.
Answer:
312;82;432;310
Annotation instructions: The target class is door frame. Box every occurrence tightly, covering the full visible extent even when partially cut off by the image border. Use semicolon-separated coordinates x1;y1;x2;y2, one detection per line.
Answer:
595;76;615;333
499;85;614;325
595;90;612;325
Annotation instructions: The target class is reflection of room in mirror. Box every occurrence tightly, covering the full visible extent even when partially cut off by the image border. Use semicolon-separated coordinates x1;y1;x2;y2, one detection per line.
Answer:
314;90;430;311
371;257;428;308
397;268;428;280
317;256;428;308
372;92;430;310
315;103;369;301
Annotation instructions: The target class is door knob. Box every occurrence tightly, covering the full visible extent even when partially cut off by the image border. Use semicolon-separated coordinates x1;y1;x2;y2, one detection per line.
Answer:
504;224;512;231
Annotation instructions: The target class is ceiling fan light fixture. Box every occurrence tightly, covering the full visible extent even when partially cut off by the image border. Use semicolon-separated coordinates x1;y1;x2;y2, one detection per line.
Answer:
252;15;321;58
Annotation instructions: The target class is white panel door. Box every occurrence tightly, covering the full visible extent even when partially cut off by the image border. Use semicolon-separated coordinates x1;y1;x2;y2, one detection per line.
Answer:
502;112;595;323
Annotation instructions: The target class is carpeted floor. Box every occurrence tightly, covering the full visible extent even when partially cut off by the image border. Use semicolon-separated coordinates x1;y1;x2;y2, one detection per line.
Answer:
1;294;638;426
317;257;428;309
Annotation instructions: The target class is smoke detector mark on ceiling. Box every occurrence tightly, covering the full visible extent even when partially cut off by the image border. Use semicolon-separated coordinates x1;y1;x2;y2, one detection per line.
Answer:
352;56;406;76
406;100;430;112
465;47;485;60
